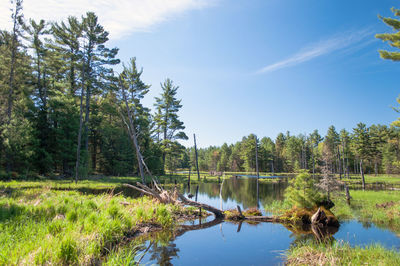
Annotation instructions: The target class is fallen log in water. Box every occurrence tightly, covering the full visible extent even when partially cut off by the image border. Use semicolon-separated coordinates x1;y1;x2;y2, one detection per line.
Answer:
123;181;337;228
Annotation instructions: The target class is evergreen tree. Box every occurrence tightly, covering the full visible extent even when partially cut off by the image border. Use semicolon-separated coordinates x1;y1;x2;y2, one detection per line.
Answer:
376;7;400;61
352;123;371;188
153;78;188;172
76;12;119;180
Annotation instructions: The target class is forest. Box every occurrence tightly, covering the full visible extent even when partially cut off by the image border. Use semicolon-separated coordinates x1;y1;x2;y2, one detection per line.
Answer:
0;1;188;180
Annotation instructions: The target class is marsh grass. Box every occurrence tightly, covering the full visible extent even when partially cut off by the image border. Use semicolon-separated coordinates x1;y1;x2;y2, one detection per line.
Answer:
331;190;400;233
0;180;191;265
286;240;400;265
265;190;400;232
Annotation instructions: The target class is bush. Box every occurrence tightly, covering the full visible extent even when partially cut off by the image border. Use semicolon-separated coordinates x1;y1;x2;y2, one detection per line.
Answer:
285;170;323;208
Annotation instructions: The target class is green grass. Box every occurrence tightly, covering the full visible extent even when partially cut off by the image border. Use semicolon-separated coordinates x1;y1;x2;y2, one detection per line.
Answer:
331;190;400;233
265;189;400;234
0;179;192;264
286;240;400;265
342;174;400;186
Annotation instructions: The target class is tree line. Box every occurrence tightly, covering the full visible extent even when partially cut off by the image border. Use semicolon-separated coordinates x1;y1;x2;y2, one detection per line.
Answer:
0;1;187;180
185;124;400;176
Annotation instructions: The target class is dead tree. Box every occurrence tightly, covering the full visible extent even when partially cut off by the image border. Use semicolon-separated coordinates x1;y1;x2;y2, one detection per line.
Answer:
194;134;200;181
119;77;145;184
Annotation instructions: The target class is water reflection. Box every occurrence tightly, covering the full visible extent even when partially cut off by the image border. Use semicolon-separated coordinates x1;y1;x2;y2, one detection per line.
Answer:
131;177;400;265
134;218;399;266
182;177;288;213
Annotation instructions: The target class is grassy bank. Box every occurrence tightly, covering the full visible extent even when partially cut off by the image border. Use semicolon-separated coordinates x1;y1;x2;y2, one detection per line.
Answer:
341;174;400;187
332;190;400;234
0;180;197;265
286;240;400;265
265;188;400;265
265;190;400;233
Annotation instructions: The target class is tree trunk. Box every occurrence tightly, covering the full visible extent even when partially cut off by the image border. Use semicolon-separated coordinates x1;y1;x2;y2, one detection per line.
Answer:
5;2;21;173
188;167;191;188
337;146;342;180
121;84;145;184
255;137;259;179
83;85;91;174
91;131;97;172
360;159;365;190
312;148;315;175
194;134;200;181
342;145;346;178
75;86;85;183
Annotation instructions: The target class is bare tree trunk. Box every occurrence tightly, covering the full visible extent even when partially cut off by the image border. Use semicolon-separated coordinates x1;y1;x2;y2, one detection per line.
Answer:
83;85;91;174
360;159;365;190
374;161;378;176
121;83;145;184
255;137;259;179
312;147;315;175
341;144;346;178
75;86;85;183
194;134;200;181
304;146;308;169
337;146;342;180
91;131;97;172
188;166;191;188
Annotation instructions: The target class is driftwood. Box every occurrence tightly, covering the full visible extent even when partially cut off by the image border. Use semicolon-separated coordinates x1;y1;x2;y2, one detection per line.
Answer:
124;181;225;218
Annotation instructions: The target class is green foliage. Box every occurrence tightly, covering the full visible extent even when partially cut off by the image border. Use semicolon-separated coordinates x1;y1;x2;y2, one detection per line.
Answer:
153;78;188;172
376;7;400;61
284;171;322;208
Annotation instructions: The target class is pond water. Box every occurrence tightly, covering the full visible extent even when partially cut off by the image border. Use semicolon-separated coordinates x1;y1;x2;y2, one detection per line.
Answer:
136;177;399;265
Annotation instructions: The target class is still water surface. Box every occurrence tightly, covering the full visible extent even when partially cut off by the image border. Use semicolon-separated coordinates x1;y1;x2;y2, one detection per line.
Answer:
136;177;400;265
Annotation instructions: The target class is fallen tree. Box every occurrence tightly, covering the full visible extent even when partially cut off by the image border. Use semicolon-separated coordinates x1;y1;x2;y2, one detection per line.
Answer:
124;181;283;222
123;181;339;228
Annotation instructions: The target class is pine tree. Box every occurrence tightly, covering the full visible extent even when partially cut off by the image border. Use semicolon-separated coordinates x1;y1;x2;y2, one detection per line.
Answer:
76;12;119;181
352;123;371;189
376;8;400;61
153;78;188;172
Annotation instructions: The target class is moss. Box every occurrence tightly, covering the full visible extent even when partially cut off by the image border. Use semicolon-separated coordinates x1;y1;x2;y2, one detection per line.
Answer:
243;207;262;216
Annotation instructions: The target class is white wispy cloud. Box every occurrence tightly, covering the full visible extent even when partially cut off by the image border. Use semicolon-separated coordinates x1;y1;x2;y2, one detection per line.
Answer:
256;29;372;74
0;0;215;39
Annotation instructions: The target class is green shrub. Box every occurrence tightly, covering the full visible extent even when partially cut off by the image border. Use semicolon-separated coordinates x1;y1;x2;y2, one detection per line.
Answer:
284;170;323;208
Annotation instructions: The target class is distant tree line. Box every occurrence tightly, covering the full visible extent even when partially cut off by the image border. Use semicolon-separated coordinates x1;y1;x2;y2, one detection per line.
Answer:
186;124;400;176
0;1;187;179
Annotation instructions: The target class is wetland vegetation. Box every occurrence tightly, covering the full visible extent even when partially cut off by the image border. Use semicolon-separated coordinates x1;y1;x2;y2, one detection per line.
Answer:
1;1;400;265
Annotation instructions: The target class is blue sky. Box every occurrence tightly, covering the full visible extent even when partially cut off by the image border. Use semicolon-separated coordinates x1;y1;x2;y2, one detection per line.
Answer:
2;0;400;147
